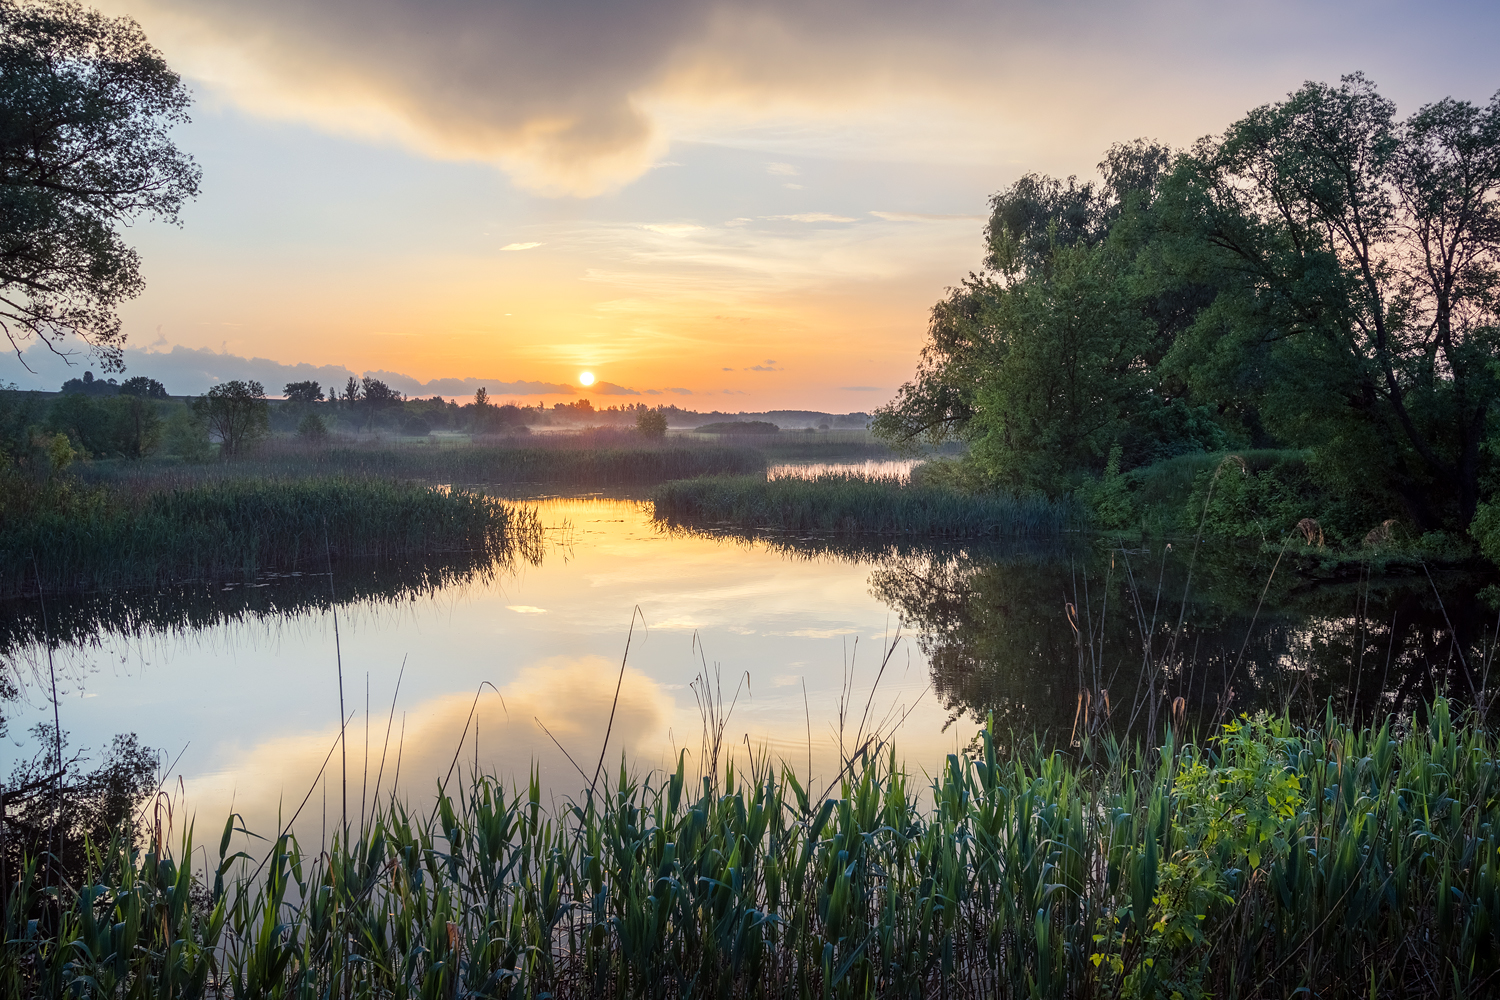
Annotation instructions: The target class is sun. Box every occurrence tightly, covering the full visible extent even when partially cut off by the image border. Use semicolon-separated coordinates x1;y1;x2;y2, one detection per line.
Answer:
579;371;595;386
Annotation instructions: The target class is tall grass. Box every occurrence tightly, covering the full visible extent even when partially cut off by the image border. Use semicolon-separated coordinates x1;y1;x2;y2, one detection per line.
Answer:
653;473;1082;537
0;475;541;597
3;700;1496;997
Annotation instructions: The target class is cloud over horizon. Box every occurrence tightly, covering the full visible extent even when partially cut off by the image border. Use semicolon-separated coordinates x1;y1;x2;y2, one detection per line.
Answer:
108;0;1500;197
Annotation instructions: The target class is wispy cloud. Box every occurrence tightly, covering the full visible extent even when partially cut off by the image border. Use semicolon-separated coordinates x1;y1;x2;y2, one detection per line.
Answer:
766;213;854;223
869;211;984;222
766;162;799;175
500;241;543;250
642;223;704;235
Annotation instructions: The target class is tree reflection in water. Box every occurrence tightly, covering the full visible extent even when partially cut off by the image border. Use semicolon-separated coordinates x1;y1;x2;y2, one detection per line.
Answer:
868;540;1496;747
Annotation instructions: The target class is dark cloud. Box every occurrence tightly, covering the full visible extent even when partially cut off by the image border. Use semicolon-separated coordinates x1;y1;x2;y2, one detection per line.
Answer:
363;370;575;397
590;381;640;396
7;344;575;397
129;0;1500;196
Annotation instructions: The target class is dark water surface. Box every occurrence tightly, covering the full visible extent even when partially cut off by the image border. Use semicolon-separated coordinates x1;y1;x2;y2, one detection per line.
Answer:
1;495;1491;838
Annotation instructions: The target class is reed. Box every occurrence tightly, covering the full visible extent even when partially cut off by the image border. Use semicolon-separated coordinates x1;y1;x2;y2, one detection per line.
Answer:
2;700;1496;997
79;437;767;489
0;474;542;597
653;473;1082;537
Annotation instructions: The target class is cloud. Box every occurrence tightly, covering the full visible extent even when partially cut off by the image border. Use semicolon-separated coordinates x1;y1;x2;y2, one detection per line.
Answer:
362;370;575;397
642;223;704;235
747;364;779;371
646;388;663;395
723;218;752;227
17;345;579;397
666;387;693;395
722;367;735;371
112;0;1500;198
500;241;542;250
589;380;641;395
766;162;799;175
766;213;855;223
869;211;985;222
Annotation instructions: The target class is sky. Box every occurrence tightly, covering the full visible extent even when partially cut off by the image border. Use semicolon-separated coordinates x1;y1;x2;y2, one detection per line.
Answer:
7;0;1500;409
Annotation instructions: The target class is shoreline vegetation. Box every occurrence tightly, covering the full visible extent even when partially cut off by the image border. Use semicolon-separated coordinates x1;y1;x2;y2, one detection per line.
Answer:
0;476;542;599
652;473;1082;538
3;700;1495;998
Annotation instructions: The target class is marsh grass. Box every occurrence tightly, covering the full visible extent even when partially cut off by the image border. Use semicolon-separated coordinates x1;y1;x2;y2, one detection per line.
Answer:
2;700;1496;998
80;434;767;490
0;475;541;597
653;473;1082;537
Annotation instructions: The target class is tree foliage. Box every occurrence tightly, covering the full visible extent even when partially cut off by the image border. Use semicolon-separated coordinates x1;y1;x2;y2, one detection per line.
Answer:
191;379;266;457
0;0;199;371
877;75;1500;532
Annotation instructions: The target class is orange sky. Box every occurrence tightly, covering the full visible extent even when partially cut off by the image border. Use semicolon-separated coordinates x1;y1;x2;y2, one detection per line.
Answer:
9;0;1498;410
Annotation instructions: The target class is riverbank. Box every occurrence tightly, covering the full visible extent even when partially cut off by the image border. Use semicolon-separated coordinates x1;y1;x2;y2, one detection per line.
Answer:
0;474;541;597
4;699;1494;998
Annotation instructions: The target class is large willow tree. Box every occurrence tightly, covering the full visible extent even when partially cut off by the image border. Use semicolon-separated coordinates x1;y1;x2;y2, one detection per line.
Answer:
877;75;1500;531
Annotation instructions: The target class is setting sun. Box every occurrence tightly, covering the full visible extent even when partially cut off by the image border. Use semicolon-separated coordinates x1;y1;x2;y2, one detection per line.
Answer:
578;371;594;386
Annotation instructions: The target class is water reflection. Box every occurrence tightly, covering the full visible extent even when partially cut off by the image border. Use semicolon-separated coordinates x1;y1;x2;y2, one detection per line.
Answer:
766;460;921;482
869;541;1496;743
3;498;1493;845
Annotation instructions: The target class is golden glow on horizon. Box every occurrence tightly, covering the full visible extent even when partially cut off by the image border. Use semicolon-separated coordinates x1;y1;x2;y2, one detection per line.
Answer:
578;371;595;386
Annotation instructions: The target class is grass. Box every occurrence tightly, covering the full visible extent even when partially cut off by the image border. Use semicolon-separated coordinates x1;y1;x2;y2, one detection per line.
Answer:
80;431;768;490
652;473;1082;537
2;699;1496;997
0;474;542;597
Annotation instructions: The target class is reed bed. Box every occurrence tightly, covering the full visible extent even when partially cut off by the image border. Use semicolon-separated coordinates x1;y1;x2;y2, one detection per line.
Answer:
0;475;541;597
653;473;1082;537
3;700;1496;997
80;438;767;490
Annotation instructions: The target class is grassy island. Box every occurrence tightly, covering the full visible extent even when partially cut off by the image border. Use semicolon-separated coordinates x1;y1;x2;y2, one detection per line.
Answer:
0;475;541;598
652;473;1081;537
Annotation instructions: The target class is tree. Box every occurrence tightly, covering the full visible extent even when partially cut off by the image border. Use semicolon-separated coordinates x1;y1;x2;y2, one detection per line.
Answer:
357;376;401;430
192;379;267;457
0;0;199;371
636;407;667;438
1169;74;1500;529
284;380;323;403
59;369;116;395
118;375;165;398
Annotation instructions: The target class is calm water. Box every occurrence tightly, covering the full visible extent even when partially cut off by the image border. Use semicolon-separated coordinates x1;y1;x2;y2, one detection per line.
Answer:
0;491;1491;841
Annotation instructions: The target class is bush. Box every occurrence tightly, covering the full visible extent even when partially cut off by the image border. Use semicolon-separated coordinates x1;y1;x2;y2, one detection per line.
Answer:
298;412;329;439
160;404;212;461
636;408;667;438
